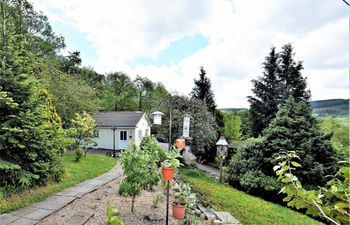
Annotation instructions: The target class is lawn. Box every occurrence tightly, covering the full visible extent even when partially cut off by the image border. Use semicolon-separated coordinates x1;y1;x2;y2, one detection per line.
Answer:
180;168;324;225
0;154;116;214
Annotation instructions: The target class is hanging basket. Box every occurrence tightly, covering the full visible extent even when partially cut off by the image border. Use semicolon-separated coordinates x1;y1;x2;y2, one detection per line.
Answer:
162;166;175;180
175;139;186;150
172;203;186;220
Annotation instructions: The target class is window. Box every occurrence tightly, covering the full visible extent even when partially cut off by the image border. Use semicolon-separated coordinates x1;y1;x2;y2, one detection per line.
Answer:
93;129;99;138
145;129;149;136
120;131;127;141
138;130;142;138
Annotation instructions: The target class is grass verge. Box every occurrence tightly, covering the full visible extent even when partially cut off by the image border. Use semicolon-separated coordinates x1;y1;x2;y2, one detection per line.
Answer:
180;168;324;225
0;154;116;213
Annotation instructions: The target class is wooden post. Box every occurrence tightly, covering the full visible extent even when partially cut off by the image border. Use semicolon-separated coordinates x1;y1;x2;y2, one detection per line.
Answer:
219;159;223;183
112;127;116;158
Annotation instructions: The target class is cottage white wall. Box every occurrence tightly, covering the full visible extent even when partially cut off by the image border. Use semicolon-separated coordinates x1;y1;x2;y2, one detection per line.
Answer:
93;127;136;149
135;114;151;146
93;128;114;149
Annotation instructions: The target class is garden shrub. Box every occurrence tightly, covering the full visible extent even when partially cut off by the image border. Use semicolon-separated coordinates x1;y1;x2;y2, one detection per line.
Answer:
74;147;85;162
228;138;281;196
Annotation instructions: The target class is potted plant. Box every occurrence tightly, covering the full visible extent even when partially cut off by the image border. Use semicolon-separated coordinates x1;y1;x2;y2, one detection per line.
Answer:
162;149;182;180
172;183;196;220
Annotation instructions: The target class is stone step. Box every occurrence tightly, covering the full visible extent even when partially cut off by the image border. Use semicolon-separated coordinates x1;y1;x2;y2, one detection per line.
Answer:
64;211;94;225
214;211;241;225
197;204;215;219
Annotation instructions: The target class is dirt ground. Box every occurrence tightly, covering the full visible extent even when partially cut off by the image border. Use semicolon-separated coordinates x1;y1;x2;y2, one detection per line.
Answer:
38;177;177;225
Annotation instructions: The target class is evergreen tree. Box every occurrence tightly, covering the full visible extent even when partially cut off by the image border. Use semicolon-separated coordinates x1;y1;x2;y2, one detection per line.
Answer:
228;97;339;195
263;97;338;187
278;44;310;102
248;47;281;137
247;44;311;137
191;66;216;112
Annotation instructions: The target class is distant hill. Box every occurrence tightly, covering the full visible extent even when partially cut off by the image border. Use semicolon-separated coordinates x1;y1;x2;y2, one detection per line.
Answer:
220;108;246;113
220;98;349;116
310;99;349;116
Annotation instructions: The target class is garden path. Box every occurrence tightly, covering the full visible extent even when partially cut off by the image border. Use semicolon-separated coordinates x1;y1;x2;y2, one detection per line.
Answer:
0;162;122;225
194;162;220;177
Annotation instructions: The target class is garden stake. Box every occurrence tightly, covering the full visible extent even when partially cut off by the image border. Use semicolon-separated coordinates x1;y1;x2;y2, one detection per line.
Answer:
166;180;170;225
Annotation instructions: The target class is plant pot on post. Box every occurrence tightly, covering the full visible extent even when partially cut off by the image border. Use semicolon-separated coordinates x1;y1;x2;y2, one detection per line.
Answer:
162;165;175;180
175;138;186;150
162;149;182;180
162;149;183;225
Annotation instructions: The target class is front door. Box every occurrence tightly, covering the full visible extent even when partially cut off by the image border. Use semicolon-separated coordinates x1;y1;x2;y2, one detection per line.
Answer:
119;130;128;149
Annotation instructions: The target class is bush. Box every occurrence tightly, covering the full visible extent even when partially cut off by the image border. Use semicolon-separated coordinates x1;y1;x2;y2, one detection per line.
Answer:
106;205;124;225
74;148;85;162
228;138;281;196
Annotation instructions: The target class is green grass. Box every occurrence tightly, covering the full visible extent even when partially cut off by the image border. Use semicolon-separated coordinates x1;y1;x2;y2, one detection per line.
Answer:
0;154;116;213
180;168;324;225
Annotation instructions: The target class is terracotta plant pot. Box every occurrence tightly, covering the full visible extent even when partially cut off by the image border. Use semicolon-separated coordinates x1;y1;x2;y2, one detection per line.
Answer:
162;166;175;181
172;203;186;220
175;139;186;150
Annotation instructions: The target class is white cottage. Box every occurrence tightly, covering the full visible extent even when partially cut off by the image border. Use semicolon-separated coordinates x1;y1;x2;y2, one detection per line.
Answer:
92;111;151;150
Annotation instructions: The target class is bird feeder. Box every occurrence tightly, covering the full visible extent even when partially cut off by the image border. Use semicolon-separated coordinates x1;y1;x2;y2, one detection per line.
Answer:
152;111;164;125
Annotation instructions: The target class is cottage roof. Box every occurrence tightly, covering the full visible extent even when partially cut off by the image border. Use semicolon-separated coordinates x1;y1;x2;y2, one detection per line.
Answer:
93;111;147;128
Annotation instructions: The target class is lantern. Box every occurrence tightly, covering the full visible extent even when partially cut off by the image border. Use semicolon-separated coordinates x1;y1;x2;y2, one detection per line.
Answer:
216;136;228;157
216;136;228;183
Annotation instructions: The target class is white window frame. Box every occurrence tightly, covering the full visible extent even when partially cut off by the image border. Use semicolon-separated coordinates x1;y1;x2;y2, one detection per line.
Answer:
138;130;142;138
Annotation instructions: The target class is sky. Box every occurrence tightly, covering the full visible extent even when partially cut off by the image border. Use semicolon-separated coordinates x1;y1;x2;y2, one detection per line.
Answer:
30;0;349;108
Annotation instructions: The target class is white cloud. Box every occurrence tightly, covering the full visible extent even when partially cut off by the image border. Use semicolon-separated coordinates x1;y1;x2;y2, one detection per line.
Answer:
30;0;349;108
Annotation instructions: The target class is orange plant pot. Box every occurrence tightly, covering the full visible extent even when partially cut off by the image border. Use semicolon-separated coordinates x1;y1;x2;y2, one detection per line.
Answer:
172;203;186;220
162;166;175;180
175;139;186;150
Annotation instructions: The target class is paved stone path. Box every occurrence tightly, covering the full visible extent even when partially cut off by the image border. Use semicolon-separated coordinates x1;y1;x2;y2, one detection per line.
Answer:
0;162;122;225
195;162;220;177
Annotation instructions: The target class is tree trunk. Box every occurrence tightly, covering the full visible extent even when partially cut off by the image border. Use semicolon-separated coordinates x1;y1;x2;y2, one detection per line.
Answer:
139;91;142;110
131;195;135;213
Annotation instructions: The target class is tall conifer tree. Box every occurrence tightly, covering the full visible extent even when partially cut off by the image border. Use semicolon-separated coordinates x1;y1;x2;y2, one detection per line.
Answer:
247;44;311;136
191;66;216;112
248;47;281;137
278;44;310;102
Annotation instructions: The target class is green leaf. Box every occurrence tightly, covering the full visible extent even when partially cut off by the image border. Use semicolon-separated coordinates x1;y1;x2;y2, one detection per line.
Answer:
334;202;349;210
273;165;280;171
291;161;301;167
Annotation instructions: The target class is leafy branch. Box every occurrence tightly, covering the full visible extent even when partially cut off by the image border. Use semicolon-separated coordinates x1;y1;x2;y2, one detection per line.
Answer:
274;151;349;225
